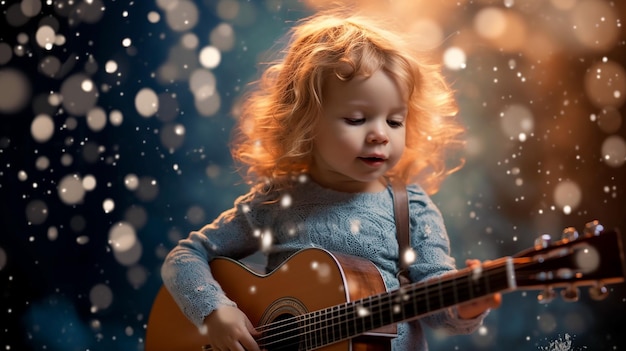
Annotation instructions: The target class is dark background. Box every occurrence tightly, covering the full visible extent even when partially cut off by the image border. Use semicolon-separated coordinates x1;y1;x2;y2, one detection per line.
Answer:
1;1;625;350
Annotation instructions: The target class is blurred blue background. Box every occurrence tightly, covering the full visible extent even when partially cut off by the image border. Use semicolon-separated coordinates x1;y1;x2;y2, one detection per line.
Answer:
1;1;625;350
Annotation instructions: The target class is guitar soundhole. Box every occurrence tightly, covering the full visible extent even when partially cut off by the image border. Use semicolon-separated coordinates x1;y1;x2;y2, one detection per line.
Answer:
259;297;308;351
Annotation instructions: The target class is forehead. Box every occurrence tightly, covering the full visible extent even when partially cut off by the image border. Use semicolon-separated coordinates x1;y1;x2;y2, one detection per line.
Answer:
322;69;407;101
321;69;407;110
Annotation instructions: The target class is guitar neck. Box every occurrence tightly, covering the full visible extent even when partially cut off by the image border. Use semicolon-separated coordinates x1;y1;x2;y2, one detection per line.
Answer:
271;257;516;350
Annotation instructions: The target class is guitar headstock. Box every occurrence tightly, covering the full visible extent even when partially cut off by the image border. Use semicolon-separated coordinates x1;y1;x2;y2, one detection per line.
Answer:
512;220;626;303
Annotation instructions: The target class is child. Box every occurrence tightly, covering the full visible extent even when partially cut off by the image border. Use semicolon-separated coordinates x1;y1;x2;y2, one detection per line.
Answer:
161;8;500;351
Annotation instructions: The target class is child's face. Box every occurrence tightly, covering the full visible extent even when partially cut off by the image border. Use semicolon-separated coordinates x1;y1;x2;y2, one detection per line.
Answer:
309;69;407;193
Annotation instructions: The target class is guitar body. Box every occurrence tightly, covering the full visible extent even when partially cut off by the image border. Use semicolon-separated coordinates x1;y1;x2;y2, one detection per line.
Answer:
146;248;397;351
146;227;626;351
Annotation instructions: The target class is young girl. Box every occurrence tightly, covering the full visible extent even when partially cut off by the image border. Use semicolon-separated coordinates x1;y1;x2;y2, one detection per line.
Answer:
161;9;500;351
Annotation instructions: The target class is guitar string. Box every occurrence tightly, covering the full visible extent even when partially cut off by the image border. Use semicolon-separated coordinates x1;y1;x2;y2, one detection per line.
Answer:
267;260;552;348
247;264;518;350
304;268;512;349
255;264;513;345
254;263;512;336
256;267;513;351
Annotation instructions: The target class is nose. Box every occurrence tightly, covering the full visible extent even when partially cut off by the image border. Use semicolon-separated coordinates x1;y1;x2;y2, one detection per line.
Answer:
366;124;389;145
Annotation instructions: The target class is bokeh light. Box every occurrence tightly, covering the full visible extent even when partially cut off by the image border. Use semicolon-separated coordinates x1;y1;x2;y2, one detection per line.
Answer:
443;47;467;71
89;283;113;312
135;88;159;117
108;222;137;253
0;68;30;113
58;174;86;205
595;107;623;134
499;104;534;141
602;135;626;168
569;0;620;52
30;114;55;143
0;247;7;271
584;59;626;109
554;180;583;214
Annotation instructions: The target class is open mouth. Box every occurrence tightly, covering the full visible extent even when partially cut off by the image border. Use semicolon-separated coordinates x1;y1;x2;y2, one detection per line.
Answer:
360;157;384;161
359;156;386;166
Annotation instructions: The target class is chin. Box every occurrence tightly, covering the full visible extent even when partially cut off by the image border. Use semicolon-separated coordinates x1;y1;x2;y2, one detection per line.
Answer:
351;175;387;187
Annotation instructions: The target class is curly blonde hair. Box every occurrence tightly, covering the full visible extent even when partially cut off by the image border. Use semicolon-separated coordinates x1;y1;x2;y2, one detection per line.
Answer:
231;9;464;194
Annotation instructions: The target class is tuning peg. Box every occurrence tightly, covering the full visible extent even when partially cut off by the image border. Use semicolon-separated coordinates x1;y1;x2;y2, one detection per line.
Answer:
560;285;579;302
561;227;579;241
537;287;556;304
589;282;609;301
534;234;552;250
584;220;604;236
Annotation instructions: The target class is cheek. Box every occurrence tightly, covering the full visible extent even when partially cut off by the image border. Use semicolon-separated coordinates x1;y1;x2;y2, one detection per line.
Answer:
394;128;407;143
312;134;336;157
319;126;353;146
394;131;407;154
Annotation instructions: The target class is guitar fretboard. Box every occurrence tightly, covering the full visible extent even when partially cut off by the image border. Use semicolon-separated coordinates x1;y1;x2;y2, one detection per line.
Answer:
258;258;516;351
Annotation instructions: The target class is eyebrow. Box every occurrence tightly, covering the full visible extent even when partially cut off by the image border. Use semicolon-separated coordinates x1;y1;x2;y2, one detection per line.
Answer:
344;100;408;112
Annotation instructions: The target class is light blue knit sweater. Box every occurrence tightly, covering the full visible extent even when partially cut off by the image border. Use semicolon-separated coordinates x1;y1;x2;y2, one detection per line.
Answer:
161;178;485;350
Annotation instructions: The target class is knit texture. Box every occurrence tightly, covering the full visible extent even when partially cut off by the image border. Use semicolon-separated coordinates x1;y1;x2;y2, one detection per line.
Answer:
161;178;485;350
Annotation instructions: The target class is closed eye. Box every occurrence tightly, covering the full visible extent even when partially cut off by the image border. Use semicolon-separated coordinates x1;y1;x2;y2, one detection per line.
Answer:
387;120;404;128
344;118;365;125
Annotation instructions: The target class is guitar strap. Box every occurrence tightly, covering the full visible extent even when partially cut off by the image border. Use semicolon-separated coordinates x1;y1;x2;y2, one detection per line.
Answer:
390;177;411;286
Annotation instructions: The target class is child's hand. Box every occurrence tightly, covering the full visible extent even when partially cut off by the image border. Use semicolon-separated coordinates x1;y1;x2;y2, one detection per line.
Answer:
203;305;261;351
456;259;502;319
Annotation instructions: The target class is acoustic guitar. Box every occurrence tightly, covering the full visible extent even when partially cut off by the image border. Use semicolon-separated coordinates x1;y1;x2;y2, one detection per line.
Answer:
146;222;625;351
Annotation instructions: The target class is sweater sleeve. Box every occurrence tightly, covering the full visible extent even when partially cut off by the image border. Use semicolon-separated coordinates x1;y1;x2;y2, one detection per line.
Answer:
160;191;265;327
405;184;487;334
